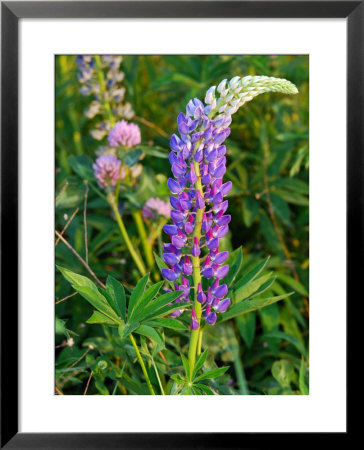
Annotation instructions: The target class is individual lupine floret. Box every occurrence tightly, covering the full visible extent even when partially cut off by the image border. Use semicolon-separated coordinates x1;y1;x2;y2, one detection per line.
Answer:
161;74;298;330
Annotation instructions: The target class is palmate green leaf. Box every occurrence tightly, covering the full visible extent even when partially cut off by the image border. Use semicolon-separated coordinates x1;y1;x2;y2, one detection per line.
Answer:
220;292;293;322
144;318;187;330
134;324;165;349
105;276;126;321
86;310;119;326
236;312;256;348
233;273;275;303
192;349;208;379
55;317;67;336
242;197;260;227
274;188;309;206
139;290;183;321
171;374;185;385
128;274;149;318
67;155;94;180
194;383;216;395
144;302;189;321
181;353;191;380
270;177;309;195
270;194;291;224
57;266;120;322
125;148;142;167
129;281;164;322
234;256;270;291
119;322;140;339
276;273;308;297
194;366;229;383
224;247;243;287
259;301;280;355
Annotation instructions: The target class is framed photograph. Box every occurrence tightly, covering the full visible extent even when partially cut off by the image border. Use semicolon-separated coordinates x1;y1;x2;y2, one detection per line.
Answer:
1;1;355;447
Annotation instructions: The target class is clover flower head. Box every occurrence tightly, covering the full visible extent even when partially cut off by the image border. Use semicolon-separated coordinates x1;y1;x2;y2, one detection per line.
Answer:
93;154;122;189
108;120;141;148
143;198;171;220
161;75;298;330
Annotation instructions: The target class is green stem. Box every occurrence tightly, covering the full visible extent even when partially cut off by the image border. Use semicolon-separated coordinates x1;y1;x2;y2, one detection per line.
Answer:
93;55;115;127
132;210;155;270
233;324;249;394
197;328;203;356
129;334;155;395
187;160;205;374
232;345;249;395
108;192;146;276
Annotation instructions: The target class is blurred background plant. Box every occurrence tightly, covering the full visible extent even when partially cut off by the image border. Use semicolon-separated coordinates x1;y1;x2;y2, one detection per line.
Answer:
55;55;309;395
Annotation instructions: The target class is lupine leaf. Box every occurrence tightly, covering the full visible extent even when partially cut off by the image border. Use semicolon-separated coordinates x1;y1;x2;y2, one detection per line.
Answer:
263;331;307;358
273;188;309;206
125;148;142;166
140;290;183;320
224;247;243;287
120;322;140;338
192;349;208;379
171;374;185;384
236;313;256;348
134;324;165;349
128;274;150;317
194;366;229;382
144;302;189;321
242;197;260;227
276;273;308;297
181;353;191;380
220;292;293;321
129;281;164;321
271;177;309;195
233;273;274;303
105;276;126;321
86;310;120;326
234;256;270;291
57;266;119;321
144;318;187;330
194;383;216;395
67;155;94;180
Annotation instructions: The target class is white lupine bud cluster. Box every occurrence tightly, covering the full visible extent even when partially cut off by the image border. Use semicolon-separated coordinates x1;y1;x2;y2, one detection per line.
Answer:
206;75;298;118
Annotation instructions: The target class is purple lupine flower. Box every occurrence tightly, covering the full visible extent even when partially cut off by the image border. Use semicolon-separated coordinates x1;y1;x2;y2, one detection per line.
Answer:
190;309;199;330
160;76;299;329
93;155;123;189
143;198;171;220
161;91;233;329
108;120;141;148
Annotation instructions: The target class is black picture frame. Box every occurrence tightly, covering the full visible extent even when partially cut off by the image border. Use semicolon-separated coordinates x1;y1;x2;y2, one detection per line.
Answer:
1;1;356;448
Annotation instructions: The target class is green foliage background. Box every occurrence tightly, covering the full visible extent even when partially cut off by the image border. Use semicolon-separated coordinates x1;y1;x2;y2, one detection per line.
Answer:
55;55;309;395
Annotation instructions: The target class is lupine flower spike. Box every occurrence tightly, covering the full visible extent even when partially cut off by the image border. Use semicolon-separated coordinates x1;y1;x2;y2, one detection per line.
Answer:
161;75;298;330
